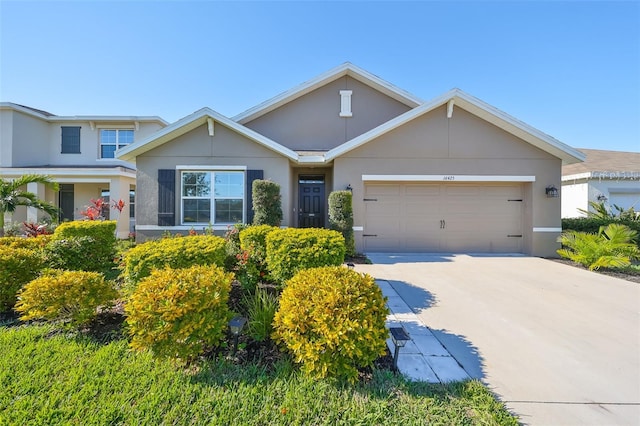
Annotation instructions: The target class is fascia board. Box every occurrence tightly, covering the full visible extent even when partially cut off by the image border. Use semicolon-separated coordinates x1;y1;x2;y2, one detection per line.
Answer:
117;108;299;163
233;63;422;124
452;91;586;165
0;102;168;125
0;167;136;180
327;88;586;166
562;172;592;181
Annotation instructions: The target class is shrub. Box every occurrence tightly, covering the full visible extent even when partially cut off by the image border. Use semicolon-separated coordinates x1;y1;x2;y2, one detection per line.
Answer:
266;228;346;284
50;221;117;272
0;247;46;312
252;180;283;226
239;225;278;284
328;190;356;257
44;236;112;272
273;266;389;382
243;288;279;342
0;235;52;250
125;265;234;360
121;235;226;287
563;218;640;247
557;223;640;270
223;224;247;272
15;270;117;327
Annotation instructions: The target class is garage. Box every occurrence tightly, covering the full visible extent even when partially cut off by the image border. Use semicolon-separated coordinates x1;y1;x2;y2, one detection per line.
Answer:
363;182;524;253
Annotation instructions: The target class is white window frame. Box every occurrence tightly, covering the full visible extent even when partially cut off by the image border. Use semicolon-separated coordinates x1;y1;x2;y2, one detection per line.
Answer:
99;128;134;159
180;170;245;225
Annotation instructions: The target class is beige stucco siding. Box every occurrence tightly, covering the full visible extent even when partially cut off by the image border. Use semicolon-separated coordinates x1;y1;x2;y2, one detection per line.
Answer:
135;123;292;234
333;106;562;257
243;76;412;151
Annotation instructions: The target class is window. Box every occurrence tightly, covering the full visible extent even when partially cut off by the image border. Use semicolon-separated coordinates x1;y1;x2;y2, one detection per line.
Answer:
129;188;135;218
181;171;244;224
61;126;81;153
100;129;133;158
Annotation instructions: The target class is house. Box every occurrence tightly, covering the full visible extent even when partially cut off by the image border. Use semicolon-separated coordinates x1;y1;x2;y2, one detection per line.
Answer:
117;63;584;257
0;103;167;238
562;149;640;218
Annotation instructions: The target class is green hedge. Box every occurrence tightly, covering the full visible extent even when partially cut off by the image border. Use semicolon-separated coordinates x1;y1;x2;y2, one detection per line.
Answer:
266;228;346;284
121;235;227;287
50;221;117;272
252;180;283;226
328;191;355;257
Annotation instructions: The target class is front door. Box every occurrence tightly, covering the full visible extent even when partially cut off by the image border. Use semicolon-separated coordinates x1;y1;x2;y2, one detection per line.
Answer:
298;176;325;228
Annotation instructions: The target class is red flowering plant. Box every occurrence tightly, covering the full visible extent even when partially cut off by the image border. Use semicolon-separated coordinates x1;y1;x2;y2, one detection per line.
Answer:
22;222;52;237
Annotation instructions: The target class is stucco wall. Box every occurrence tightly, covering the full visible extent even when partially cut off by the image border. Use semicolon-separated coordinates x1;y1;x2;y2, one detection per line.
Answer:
243;76;412;151
561;181;589;217
135;123;292;236
333;105;562;257
11;111;51;167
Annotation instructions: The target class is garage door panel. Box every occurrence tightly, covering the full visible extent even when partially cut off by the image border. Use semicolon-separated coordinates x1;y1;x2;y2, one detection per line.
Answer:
364;182;523;253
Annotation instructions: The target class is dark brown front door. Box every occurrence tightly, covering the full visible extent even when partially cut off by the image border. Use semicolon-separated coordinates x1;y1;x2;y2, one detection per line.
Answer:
298;176;325;228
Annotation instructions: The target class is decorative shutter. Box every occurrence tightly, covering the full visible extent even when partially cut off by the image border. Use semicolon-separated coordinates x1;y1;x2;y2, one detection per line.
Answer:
158;169;176;226
246;170;264;225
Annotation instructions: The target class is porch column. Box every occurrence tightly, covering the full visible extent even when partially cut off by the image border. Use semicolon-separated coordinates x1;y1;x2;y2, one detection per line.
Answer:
109;177;131;239
26;182;46;223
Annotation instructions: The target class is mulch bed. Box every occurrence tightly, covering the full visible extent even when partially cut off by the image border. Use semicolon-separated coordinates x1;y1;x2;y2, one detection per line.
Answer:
549;258;640;284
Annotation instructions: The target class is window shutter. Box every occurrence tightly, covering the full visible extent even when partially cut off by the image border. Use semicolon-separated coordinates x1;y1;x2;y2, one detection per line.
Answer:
158;169;175;226
246;170;263;225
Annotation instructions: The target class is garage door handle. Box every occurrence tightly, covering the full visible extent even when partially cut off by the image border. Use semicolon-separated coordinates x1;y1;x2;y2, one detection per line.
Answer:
363;234;378;237
507;234;523;238
440;220;446;229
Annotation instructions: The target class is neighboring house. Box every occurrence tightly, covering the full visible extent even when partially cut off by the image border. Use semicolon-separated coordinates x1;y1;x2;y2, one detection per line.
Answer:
118;63;584;257
562;148;640;218
0;103;167;238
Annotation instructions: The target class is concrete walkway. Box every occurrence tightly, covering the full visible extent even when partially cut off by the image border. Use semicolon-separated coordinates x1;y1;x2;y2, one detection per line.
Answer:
356;254;640;426
380;279;469;382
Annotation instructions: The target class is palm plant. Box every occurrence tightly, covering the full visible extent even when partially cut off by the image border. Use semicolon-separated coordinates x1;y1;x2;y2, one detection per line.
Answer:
0;175;60;237
557;223;640;270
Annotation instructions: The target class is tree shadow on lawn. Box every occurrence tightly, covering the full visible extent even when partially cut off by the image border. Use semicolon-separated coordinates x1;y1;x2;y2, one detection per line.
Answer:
386;279;486;381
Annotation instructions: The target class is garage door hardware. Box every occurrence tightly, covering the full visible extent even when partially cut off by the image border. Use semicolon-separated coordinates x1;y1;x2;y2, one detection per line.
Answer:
508;199;523;202
363;198;378;201
507;234;523;238
440;220;446;229
363;234;378;237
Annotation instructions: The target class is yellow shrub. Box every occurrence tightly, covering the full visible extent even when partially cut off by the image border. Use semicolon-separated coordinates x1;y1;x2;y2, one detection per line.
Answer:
0;235;52;250
121;235;226;288
125;265;234;361
0;247;46;312
15;270;118;326
273;266;389;382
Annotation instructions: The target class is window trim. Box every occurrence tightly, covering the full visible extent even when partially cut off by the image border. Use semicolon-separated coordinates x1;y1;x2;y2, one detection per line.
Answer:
99;129;134;159
180;170;245;225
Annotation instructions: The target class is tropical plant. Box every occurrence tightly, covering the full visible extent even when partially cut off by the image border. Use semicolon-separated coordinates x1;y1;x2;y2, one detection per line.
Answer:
557;223;640;270
0;174;60;237
578;201;640;222
243;287;279;342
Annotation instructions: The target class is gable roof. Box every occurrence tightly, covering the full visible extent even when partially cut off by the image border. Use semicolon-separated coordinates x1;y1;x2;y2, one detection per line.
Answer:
324;88;586;165
562;148;640;179
232;62;423;124
117;107;298;162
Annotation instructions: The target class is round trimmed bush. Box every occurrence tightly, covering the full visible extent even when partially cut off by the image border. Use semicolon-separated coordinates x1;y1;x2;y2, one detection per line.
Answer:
125;265;234;360
266;228;346;284
121;235;227;288
0;247;46;312
15;270;118;326
273;266;389;382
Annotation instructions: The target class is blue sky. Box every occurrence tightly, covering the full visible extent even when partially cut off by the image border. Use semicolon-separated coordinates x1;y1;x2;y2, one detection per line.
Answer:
1;0;638;152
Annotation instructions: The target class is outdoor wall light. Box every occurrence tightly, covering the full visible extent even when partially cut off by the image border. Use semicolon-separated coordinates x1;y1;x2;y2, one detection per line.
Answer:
545;185;559;198
346;184;353;192
389;326;411;371
597;194;608;202
228;316;247;355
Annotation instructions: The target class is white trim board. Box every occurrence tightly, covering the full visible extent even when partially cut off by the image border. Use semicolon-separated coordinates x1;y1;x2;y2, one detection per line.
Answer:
175;165;247;171
532;227;562;232
362;175;536;182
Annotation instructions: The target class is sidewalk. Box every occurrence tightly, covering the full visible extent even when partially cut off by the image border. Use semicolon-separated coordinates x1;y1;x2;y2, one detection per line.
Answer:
379;279;469;383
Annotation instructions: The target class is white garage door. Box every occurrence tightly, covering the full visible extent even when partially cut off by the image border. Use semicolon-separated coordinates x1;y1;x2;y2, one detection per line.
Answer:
363;183;524;253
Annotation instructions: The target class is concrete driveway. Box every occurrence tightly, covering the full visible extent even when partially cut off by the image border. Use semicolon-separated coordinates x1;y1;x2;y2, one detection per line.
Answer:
355;254;640;426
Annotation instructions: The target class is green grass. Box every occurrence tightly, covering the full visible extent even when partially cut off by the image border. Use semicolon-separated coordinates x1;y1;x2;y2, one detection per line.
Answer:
0;324;518;425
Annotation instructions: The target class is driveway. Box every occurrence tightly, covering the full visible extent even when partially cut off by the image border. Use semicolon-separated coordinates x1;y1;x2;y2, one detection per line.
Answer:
355;254;640;426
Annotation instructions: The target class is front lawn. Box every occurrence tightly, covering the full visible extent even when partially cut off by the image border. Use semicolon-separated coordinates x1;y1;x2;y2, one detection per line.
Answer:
0;324;518;425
